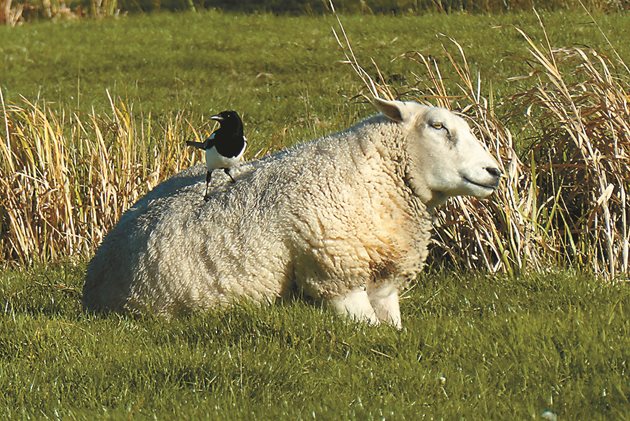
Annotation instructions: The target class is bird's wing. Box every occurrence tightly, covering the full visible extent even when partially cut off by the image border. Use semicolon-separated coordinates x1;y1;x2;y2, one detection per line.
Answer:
204;131;218;148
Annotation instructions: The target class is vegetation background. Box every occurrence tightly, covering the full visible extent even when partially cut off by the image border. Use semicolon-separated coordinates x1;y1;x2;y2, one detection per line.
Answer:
0;1;628;419
0;0;627;25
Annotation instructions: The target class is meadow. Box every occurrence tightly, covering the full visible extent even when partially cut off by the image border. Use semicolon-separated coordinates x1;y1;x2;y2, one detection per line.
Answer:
0;9;629;419
1;264;628;419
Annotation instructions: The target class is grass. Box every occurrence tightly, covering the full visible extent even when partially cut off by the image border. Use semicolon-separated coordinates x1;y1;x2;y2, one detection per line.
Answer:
1;11;628;115
1;263;628;418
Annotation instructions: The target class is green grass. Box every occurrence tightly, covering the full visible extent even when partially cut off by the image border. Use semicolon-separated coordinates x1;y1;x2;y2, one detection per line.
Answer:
2;11;629;114
1;264;628;418
1;11;628;156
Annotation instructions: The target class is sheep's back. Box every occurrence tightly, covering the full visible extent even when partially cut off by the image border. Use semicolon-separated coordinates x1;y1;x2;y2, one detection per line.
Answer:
83;160;294;313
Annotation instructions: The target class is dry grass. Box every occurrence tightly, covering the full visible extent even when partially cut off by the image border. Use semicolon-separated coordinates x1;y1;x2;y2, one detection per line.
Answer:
0;92;202;265
0;0;23;25
514;28;629;277
0;0;119;24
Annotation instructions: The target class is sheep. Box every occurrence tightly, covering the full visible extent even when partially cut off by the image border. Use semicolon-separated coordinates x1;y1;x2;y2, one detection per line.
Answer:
82;98;502;328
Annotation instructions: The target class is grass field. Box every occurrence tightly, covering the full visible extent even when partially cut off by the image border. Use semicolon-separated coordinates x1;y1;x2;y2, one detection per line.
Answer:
1;10;629;419
2;11;629;118
1;263;628;418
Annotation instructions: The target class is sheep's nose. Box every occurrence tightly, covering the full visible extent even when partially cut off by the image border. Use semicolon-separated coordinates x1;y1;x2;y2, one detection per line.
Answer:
485;166;503;178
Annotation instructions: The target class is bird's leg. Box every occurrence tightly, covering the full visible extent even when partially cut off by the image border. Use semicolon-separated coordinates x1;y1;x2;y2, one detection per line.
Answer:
204;170;212;201
224;168;236;183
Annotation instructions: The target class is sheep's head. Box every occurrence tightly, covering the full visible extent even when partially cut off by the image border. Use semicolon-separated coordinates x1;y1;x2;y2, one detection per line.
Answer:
374;98;502;209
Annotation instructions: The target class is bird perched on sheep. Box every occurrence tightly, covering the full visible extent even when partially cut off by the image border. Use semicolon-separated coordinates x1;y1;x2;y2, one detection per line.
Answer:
186;110;247;200
83;98;501;328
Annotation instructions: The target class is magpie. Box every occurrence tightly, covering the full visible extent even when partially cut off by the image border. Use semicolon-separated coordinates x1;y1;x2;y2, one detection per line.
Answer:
187;110;247;201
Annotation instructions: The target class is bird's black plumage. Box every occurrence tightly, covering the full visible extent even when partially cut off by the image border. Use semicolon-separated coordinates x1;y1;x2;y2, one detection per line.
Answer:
186;110;247;200
187;110;246;156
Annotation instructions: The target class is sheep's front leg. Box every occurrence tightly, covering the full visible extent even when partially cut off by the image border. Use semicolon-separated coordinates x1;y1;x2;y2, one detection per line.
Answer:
329;288;380;326
367;283;402;329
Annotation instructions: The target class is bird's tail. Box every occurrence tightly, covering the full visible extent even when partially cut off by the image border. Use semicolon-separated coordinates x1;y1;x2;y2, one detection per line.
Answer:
186;141;205;149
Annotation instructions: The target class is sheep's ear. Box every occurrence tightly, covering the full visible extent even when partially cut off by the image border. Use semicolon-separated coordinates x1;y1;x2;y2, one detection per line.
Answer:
373;97;407;123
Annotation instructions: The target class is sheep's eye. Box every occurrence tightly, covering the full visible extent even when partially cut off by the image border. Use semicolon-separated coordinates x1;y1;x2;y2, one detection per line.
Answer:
429;121;454;143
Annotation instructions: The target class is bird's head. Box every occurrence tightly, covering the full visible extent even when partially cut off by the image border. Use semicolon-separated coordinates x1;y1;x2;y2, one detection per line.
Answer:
211;110;243;132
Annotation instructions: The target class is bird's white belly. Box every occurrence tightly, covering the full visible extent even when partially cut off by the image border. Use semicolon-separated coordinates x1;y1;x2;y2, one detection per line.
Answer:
205;147;244;171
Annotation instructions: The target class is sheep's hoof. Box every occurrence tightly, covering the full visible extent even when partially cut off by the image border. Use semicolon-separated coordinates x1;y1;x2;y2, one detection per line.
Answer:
203;195;210;202
330;288;380;326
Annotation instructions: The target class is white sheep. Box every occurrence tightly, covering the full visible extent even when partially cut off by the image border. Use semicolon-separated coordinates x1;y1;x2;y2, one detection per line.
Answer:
82;99;501;328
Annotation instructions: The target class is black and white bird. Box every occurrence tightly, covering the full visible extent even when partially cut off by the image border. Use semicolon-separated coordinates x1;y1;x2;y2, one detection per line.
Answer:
187;110;247;200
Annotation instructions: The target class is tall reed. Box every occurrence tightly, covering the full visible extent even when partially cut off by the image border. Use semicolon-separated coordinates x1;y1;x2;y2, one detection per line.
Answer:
0;92;201;265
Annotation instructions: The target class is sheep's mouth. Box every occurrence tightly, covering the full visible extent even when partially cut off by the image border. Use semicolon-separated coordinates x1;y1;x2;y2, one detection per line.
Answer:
462;176;498;191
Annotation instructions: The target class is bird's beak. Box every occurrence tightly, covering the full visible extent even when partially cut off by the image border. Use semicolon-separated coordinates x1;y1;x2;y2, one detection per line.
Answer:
210;114;224;122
